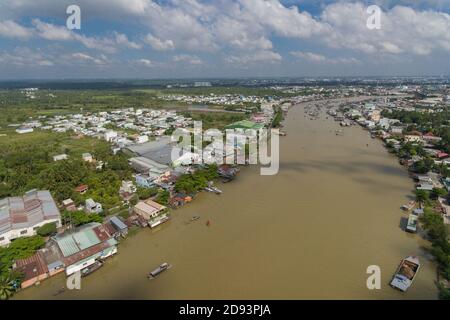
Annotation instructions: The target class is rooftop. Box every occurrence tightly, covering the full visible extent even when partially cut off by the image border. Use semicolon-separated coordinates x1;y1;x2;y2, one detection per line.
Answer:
0;190;60;235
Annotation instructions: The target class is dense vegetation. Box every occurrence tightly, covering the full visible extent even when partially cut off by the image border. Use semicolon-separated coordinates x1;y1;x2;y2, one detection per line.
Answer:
0;132;132;210
174;165;218;194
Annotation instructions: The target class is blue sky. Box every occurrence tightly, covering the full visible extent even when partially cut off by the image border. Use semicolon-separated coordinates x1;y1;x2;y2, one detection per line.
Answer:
0;0;449;79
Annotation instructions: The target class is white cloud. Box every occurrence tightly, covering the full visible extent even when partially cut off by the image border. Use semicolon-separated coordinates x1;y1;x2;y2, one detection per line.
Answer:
71;52;107;65
290;51;361;64
0;20;32;39
113;32;142;49
227;50;282;64
173;54;203;65
144;33;174;51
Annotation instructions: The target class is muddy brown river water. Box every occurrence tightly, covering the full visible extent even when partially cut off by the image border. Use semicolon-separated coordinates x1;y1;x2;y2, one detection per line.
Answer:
16;99;438;299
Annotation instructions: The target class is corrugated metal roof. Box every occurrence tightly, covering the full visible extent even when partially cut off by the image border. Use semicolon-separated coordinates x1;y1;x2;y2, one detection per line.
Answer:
54;223;102;257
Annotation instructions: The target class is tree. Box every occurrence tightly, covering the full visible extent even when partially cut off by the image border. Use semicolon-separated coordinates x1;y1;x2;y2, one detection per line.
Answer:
0;276;14;300
36;222;57;237
415;189;429;204
155;190;170;205
137;187;158;200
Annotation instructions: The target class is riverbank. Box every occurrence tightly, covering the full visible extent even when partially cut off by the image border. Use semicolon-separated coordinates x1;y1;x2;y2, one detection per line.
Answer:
15;99;438;299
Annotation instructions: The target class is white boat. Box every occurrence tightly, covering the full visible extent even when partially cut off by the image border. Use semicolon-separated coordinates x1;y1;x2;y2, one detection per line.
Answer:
390;256;420;292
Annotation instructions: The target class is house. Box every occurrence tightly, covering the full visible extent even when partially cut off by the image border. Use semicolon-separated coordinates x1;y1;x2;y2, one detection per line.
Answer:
51;222;118;276
13;243;64;288
134;199;169;228
0;190;61;247
104;130;117;142
85;198;102;214
15;127;33;134
82;153;94;162
74;184;89;194
135;173;159;188
119;180;137;194
136;135;149;144
62;198;77;211
416;183;434;191
108;216;128;237
53;154;69;162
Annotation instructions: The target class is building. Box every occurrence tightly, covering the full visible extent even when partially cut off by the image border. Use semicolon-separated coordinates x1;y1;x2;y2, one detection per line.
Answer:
74;184;89;194
134;199;169;228
85;198;102;214
135;172;161;188
13;243;64;289
129;156;170;173
82;153;94;162
104;130;118;142
51;222;118;276
119;180;137;194
15;127;33;134
53;154;69;162
107;216;128;237
62;198;77;212
0;190;61;246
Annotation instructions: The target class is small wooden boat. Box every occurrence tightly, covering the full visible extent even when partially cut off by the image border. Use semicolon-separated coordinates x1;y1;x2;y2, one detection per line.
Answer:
148;263;171;279
191;215;200;222
390;256;420;292
401;200;416;211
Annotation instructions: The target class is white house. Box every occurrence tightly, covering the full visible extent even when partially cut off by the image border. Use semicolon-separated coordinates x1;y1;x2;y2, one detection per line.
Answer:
53;154;68;162
104;130;118;142
15;127;34;134
85;198;103;214
0;190;61;247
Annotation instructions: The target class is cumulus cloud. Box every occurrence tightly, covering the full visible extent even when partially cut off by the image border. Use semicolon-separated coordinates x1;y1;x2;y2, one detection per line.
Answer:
144;33;174;51
0;20;32;39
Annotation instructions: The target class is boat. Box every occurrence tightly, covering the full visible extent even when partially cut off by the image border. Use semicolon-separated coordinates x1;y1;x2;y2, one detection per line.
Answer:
204;186;222;194
191;215;200;222
148;263;171;279
81;260;103;277
401;200;416;211
390;256;420;292
405;214;419;233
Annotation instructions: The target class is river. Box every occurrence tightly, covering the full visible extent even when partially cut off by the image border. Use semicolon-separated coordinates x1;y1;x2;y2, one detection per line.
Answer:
16;98;438;299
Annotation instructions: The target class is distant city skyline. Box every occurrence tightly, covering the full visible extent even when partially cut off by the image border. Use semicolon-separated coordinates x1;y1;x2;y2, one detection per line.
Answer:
0;0;449;79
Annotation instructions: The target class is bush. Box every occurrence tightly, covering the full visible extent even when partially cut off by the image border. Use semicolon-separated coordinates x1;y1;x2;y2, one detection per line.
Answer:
36;222;57;237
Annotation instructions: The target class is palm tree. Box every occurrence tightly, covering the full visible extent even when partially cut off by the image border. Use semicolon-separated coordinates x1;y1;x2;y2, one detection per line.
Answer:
0;276;14;300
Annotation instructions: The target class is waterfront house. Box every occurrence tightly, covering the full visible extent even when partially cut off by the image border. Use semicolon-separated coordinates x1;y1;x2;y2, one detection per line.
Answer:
107;216;128;237
13;243;64;289
134;199;169;228
51;222;118;276
0;190;61;247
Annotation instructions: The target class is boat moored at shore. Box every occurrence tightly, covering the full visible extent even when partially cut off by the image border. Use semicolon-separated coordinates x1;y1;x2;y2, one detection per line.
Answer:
390;256;420;292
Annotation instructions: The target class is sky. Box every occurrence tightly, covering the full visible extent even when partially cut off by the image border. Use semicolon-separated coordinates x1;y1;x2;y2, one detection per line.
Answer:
0;0;449;79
